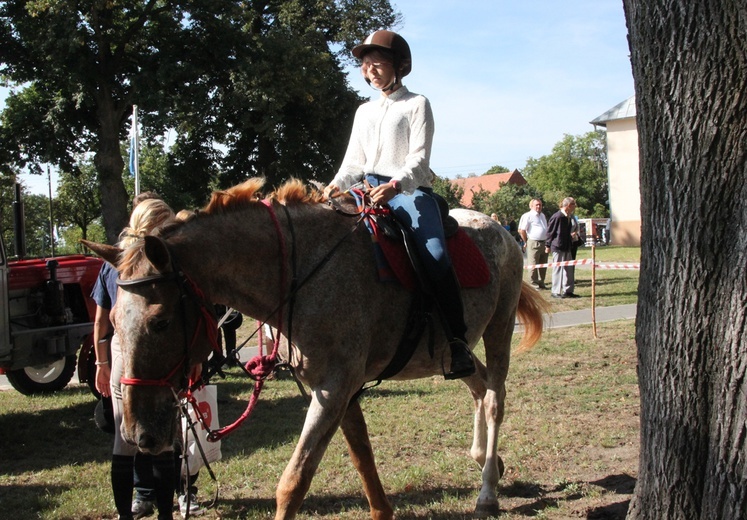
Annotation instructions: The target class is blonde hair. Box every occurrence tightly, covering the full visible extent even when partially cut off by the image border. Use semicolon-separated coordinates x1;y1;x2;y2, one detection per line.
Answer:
175;209;196;222
118;198;175;248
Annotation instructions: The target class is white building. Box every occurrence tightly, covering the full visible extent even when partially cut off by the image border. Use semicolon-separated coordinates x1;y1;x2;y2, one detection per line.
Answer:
591;96;641;246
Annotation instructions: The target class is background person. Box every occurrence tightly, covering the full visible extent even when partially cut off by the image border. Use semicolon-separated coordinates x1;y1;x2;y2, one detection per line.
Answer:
518;199;548;290
545;197;580;299
323;30;474;379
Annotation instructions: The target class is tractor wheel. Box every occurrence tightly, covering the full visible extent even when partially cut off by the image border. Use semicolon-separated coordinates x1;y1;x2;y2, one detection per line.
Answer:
6;354;77;395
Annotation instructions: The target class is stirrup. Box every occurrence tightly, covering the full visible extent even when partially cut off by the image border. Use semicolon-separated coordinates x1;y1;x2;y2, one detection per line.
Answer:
443;339;476;380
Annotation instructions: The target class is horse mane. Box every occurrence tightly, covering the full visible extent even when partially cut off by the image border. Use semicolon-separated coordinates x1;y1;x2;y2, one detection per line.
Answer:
117;178;326;277
117;237;154;278
202;177;325;215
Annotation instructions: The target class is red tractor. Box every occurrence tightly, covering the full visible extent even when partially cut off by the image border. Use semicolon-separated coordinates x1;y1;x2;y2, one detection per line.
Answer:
0;185;103;395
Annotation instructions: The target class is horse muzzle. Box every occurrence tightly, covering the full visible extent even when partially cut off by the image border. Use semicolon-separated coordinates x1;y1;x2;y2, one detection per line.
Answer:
122;386;178;455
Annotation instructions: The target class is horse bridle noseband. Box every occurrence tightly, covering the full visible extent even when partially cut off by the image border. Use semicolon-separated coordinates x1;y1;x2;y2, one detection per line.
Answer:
116;263;219;392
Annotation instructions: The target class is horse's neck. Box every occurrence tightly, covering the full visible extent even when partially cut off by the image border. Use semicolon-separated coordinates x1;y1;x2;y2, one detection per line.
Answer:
168;203;352;326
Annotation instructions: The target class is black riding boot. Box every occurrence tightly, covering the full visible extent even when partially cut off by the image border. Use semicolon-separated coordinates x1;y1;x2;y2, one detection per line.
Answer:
433;269;476;380
152;451;176;520
111;454;135;520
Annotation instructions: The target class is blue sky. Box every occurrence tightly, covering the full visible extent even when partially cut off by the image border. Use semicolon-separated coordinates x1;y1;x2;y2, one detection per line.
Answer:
11;0;633;194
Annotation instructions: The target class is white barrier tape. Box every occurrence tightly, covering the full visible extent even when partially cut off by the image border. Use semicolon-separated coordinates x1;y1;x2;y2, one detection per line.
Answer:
524;259;640;270
594;263;640;270
525;258;593;269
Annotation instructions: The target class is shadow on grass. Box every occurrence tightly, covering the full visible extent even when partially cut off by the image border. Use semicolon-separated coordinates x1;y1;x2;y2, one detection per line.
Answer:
189;384;309;461
499;474;636;519
0;483;70;520
0;389;110;475
213;485;481;519
0;382;309;476
204;476;635;519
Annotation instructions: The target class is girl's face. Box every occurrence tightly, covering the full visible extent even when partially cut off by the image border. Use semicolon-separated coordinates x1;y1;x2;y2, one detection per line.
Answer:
360;51;397;90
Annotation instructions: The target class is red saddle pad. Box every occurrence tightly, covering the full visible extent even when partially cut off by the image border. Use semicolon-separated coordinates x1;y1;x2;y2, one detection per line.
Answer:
373;226;490;291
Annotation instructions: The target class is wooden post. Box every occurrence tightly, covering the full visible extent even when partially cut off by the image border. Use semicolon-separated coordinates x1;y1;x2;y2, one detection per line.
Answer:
591;244;598;338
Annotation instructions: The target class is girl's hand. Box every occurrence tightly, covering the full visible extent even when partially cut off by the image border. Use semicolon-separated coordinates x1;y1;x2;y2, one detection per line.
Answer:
323;185;340;199
96;365;111;398
369;182;398;205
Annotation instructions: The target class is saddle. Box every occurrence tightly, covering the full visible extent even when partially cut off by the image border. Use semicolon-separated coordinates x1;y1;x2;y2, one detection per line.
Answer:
334;191;490;394
365;195;490;291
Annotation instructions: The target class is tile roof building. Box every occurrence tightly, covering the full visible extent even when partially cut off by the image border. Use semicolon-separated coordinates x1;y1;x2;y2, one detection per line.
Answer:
450;170;527;208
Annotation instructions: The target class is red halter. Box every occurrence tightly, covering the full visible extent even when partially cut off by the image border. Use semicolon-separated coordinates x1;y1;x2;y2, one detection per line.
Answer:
117;270;220;390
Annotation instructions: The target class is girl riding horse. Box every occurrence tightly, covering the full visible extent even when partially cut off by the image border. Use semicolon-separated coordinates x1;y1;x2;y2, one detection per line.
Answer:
324;30;474;379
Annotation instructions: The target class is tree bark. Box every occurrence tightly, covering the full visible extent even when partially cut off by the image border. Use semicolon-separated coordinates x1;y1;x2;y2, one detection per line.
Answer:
94;106;130;244
623;1;747;519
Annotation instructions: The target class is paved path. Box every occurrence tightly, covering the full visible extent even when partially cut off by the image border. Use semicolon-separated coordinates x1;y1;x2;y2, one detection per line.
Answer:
540;303;636;330
0;304;636;392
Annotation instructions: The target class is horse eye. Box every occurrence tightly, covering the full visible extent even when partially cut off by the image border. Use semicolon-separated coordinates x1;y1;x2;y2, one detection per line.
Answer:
151;318;170;333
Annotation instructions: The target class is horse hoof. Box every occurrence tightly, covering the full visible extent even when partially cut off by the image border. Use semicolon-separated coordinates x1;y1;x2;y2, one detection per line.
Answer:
475;502;501;518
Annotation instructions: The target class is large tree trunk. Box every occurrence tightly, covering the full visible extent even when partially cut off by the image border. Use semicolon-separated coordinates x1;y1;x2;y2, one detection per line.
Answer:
94;106;130;244
623;1;747;519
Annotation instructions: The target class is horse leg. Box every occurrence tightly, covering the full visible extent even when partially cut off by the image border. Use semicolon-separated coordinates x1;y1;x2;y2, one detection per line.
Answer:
275;389;349;519
470;312;515;517
340;400;394;520
465;359;489;468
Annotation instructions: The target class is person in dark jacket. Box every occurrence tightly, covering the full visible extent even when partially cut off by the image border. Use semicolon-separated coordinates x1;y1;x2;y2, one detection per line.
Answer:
545;197;580;299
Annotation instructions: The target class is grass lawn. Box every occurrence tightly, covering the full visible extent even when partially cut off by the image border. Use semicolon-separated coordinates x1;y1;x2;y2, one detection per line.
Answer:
0;318;638;519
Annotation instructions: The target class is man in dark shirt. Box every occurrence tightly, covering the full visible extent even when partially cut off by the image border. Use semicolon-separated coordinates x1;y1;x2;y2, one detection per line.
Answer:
545;197;580;298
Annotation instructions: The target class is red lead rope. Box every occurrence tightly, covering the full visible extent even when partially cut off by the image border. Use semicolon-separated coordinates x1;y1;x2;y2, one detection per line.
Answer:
207;199;287;441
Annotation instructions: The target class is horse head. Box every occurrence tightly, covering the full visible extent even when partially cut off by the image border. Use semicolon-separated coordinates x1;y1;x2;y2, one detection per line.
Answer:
84;236;218;454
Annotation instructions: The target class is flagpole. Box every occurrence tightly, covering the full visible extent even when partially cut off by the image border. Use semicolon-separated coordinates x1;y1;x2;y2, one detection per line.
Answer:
130;105;140;196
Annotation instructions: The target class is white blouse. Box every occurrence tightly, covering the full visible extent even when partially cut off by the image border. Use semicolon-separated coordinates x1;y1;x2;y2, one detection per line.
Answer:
332;86;435;194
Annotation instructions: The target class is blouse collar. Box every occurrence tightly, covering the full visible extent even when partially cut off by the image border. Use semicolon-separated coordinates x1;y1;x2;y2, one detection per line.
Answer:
379;85;409;104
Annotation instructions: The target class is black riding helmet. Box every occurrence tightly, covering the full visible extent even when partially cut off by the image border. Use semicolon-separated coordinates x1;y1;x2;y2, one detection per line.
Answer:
353;30;412;87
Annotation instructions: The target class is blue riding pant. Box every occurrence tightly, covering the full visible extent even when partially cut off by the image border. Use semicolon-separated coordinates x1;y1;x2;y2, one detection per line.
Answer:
365;174;452;281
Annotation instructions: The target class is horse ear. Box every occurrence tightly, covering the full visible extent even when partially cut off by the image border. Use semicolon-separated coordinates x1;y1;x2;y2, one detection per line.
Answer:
142;235;172;274
80;239;122;266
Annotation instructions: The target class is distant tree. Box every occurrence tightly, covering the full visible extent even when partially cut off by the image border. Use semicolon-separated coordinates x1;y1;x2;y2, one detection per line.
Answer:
468;188;493;216
56;222;106;255
471;183;541;224
484;165;511;174
127;141;203;212
0;177;18;256
20;194;54;258
55;164;101;242
431;175;464;209
0;179;53;258
523;131;608;217
624;0;747;518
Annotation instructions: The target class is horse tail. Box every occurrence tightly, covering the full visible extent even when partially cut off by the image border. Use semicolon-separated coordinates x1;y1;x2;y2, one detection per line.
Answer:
515;281;549;353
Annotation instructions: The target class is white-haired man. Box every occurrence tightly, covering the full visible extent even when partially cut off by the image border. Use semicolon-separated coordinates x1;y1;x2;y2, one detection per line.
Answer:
518;199;548;290
545;197;580;298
